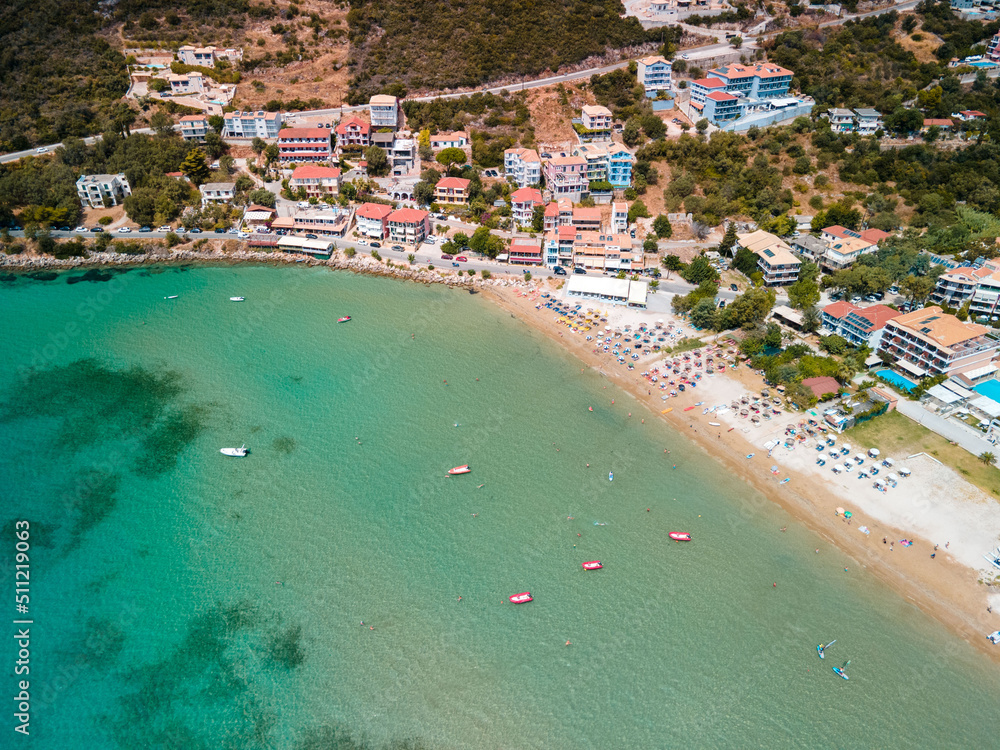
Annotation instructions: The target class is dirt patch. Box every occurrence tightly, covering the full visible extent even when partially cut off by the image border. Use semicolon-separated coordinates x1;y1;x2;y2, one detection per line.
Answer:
82;206;129;229
895;16;944;64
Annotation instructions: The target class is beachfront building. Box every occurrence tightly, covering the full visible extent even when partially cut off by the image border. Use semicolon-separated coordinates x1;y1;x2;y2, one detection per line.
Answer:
510;187;544;227
277;235;334;256
355;202;394;239
271;207;352;237
199;182;235;206
430;131;468;150
636;56;672;96
877;306;1000;379
434;177;471;205
335;117;372;155
289;165;341;198
223;110;282;139
737;230;801;286
278;128;332;163
179;115;210;142
369;95;400;130
931;265;994;308
508;237;543;266
821;301;902;349
543;156;588;201
544;225;577;267
504;148;542;189
76;173;132;208
387;208;430;246
570;232;638;272
566;276;648;308
243;204;276;232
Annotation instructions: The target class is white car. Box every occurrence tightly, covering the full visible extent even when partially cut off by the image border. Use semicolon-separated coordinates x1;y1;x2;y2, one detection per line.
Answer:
298;201;311;209
157;225;172;232
117;227;132;233
35;146;47;153
74;226;87;232
425;236;436;244
238;231;249;239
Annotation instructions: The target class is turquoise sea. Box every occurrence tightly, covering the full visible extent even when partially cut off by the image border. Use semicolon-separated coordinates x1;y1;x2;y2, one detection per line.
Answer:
2;264;1000;749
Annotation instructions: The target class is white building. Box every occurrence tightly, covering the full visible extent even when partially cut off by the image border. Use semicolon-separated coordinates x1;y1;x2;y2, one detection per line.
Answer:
611;202;628;233
430;131;468;149
354;202;394;239
580;105;613;131
566;276;648;308
369;95;400;130
177;45;242;66
167;72;206;94
223;110;283;139
200;182;236;206
504;148;542;188
636;55;672;96
76;174;132;208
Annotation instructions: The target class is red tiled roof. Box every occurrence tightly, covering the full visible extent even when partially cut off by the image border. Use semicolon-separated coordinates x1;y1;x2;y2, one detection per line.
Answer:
706;91;738;102
961;110;986;117
573;207;602;221
801;376;841;399
388;208;429;223
246;204;276;214
923;119;953;127
356;203;394;220
291;165;341;179
692;77;727;88
510;238;542;250
335;117;370;135
853;304;902;330
822;300;856;320
557;226;577;239
278;128;330;139
436;177;470;189
510;187;543;204
544;202;559;216
859;228;890;244
179;115;207;122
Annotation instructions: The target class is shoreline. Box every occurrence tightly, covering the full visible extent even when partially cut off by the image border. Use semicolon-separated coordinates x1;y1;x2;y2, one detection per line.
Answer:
481;284;1000;663
7;248;999;659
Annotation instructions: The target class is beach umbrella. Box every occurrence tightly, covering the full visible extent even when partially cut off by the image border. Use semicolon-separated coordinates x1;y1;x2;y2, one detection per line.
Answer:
844;511;852;519
869;448;880;458
836;507;845;515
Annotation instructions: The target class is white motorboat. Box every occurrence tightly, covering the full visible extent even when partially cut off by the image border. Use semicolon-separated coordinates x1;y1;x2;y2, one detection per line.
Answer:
220;444;248;457
230;296;245;301
164;295;179;299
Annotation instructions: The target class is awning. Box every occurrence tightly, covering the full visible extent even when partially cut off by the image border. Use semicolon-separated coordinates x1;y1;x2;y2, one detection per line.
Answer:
897;360;927;378
942;379;975;399
926;384;964;404
971;395;1000;418
959;364;998;382
865;354;882;367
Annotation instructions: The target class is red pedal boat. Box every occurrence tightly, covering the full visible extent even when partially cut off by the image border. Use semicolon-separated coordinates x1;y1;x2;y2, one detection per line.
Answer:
448;465;471;475
668;532;692;542
338;316;351;323
509;591;533;604
582;561;603;570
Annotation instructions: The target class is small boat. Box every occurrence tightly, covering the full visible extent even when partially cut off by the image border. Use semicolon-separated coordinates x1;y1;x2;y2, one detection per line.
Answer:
582;561;603;570
608;471;614;482
708;422;721;426
230;296;245;301
164;295;178;299
220;444;248;457
668;532;691;541
509;592;533;604
338;316;352;323
988;631;1000;645
683;406;696;412
448;465;471;475
817;640;836;659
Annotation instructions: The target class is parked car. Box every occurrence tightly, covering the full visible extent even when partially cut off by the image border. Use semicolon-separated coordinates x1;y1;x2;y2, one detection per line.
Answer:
91;227;104;233
74;226;87;232
35;146;47;153
238;232;249;239
441;253;454;260
850;295;862;303
392;245;404;251
574;267;587;274
719;299;727;308
189;228;203;234
370;242;381;248
58;226;70;231
117;227;131;233
730;283;739;291
298;202;310;209
305;233;318;239
157;225;172;232
456;255;468;262
139;226;151;233
425;236;436;244
553;266;567;275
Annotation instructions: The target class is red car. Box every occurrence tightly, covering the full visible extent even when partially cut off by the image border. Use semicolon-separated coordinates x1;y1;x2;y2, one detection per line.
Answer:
456;255;468;262
441;253;454;260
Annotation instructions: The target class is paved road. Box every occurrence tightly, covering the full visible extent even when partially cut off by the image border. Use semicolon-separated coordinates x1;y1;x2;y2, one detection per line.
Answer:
894;398;997;458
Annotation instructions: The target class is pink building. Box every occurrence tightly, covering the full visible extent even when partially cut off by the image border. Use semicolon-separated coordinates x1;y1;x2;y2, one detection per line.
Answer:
278;128;332;163
510;187;544;226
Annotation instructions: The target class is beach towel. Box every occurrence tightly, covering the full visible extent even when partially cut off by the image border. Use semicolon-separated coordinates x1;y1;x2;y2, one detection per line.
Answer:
858;526;870;535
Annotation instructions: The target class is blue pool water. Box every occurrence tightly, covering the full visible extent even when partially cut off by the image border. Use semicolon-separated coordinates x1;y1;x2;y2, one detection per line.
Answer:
877;369;918;391
974;379;1000;402
970;60;997;68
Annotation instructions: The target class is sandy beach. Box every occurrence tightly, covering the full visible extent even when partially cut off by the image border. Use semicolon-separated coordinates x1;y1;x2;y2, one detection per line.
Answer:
484;279;1000;661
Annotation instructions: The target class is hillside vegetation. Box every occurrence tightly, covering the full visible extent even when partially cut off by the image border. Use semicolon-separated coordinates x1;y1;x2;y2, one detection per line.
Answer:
345;0;651;103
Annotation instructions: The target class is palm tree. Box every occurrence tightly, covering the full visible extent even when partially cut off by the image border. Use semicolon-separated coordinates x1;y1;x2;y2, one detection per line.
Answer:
979;451;996;466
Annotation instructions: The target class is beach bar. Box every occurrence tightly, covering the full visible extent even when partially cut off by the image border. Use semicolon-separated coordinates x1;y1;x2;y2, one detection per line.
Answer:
566;276;648;308
277;236;334;256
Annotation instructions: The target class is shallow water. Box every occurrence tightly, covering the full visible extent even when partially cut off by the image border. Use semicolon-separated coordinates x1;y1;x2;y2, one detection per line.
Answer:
2;265;999;749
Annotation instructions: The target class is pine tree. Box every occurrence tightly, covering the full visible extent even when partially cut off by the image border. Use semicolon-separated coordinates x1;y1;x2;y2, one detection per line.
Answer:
180;148;211;185
719;222;739;256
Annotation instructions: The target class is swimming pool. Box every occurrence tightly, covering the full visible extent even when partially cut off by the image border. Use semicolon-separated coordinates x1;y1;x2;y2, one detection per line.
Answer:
876;369;917;391
974;379;1000;403
970;60;998;68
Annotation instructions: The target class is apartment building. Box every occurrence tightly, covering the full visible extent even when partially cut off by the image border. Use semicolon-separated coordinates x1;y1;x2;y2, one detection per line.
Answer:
953;109;987;122
277;128;332;163
387;208;430;245
543;156;588;201
701;91;741;123
355;202;394;239
434;177;471;205
271;207;352;237
970;268;1000;319
335;117;371;154
199;182;236;206
738;229;801;286
580;105;613;131
824;108;884;135
606;144;635;188
504;148;542;188
690;77;729;105
705;62;793;99
179;115;210;142
510;187;544;227
76;174;132;208
289;165;342;198
572;207;602;232
877;306;1000;379
388;138;416;174
508;238;543;266
636;55;672;96
570;232;638;272
177;45;242;66
931;265;994;307
544;225;578;267
989;33;1000;61
854;108;884;135
167;72;206;94
431;131;468;149
821;301;901;348
820;225;890;246
611;202;628;233
222;110;282;139
543;199;573;232
369;95;400;130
